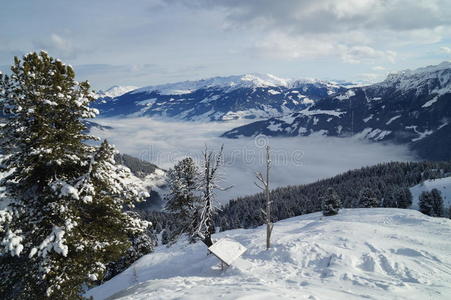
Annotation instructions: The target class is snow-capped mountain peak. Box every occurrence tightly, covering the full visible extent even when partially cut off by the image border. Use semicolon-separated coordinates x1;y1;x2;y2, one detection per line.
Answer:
378;61;451;94
132;73;293;95
237;73;292;88
402;61;451;76
97;85;138;98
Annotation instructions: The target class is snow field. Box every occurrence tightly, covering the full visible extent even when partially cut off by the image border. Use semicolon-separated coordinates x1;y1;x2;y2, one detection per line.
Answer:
87;208;451;300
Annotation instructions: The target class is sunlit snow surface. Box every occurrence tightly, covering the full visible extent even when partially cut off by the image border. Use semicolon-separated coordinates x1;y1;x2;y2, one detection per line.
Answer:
91;117;415;203
87;208;451;300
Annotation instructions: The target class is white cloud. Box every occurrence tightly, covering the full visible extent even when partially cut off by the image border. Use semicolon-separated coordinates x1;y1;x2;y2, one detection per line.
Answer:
170;0;449;64
440;46;451;54
340;46;396;64
50;34;72;53
91;117;415;204
33;34;77;59
372;66;386;71
359;72;385;82
251;33;335;60
3;1;450;87
180;0;451;34
250;32;397;65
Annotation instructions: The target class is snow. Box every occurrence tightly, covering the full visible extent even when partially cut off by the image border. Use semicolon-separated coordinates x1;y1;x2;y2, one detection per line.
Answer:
221;107;285;121
335;90;355;101
386;115;401;125
43;99;58;106
300;109;344;117
363;114;373;123
136;98;157;106
267;122;283;132
37;226;69;258
358;128;392;141
410;176;451;209
375;130;392;140
267;89;281;95
279;114;297;125
208;238;247;266
406;126;434;142
1;230;24;257
52;180;79;200
87;208;451;300
422;96;439;108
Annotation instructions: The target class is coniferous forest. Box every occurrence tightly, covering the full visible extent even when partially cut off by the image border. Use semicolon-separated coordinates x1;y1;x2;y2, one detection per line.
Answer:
138;160;451;243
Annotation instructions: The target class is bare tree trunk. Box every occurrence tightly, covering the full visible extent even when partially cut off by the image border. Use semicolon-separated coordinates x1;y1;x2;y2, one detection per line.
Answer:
256;145;273;250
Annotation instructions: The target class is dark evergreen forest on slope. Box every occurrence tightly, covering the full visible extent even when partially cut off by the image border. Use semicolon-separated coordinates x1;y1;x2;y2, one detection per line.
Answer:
140;160;451;242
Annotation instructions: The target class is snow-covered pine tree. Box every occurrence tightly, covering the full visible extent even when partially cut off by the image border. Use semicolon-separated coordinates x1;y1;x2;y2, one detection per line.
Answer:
383;188;397;208
430;188;444;217
358;188;380;208
321;187;341;216
196;145;228;247
165;157;201;241
75;140;152;284
418;189;443;217
383;187;412;209
419;188;445;217
397;187;413;209
419;190;433;216
0;52;150;299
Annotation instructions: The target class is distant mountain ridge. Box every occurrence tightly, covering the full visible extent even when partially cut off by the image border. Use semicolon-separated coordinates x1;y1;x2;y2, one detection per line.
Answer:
92;73;346;121
222;62;451;161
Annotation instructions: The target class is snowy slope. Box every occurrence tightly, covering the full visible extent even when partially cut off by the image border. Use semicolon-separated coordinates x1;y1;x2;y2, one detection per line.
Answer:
410;176;451;209
87;209;451;300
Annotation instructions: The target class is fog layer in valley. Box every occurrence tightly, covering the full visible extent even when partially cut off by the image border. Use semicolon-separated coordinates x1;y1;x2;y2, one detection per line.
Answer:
92;117;416;203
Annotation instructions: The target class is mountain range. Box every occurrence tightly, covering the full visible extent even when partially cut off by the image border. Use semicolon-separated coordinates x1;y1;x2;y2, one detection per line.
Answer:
223;62;451;160
93;74;346;121
93;62;451;161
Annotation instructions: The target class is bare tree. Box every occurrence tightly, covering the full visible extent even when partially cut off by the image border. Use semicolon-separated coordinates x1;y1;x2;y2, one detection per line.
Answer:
196;145;230;247
255;145;273;249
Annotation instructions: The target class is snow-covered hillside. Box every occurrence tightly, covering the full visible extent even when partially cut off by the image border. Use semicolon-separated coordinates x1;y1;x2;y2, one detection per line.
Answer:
87;209;451;300
410;176;451;209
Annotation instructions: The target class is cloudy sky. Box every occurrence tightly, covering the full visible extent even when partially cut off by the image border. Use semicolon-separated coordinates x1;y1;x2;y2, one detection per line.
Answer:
1;0;451;89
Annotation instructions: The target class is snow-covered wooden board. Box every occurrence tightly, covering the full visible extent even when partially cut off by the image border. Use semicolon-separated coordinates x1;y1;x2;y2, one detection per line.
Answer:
208;238;247;266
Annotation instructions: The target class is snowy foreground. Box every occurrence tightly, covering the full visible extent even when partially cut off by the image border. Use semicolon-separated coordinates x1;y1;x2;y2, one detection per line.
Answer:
87;209;451;300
